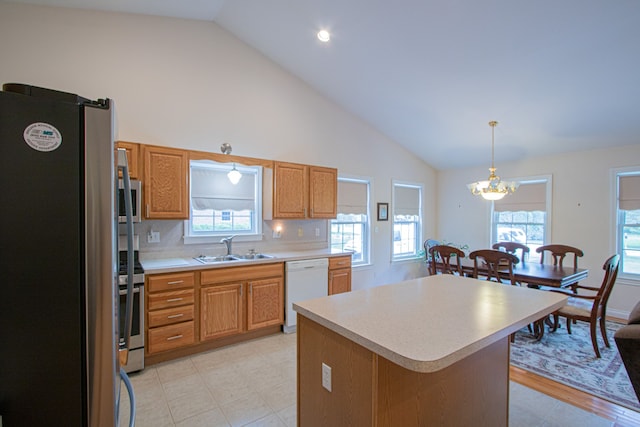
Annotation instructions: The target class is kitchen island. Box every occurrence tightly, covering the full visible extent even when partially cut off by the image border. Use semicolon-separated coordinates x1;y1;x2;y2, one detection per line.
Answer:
293;274;567;426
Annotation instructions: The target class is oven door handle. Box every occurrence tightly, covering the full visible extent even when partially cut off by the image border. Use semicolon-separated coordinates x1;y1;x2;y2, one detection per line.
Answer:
119;287;141;296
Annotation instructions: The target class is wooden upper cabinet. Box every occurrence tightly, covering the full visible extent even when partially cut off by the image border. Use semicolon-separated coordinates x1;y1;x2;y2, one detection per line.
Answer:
309;166;337;218
272;161;337;219
115;141;140;179
143;145;189;219
273;162;308;218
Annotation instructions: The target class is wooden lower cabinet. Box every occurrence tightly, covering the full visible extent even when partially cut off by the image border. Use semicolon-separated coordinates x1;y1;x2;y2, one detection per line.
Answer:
200;283;243;341
148;321;195;354
329;255;352;295
146;272;196;356
247;277;284;330
145;262;285;364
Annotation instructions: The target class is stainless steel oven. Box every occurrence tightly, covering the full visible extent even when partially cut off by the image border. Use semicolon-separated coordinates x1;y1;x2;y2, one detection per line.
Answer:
119;272;144;373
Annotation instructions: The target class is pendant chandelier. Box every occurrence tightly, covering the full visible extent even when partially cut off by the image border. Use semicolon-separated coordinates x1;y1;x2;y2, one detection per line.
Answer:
467;121;518;200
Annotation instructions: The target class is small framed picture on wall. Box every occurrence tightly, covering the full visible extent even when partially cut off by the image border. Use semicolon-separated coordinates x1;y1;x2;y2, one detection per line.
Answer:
377;203;389;221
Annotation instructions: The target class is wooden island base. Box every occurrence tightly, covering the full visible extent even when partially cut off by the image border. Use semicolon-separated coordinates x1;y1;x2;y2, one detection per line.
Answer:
298;315;509;427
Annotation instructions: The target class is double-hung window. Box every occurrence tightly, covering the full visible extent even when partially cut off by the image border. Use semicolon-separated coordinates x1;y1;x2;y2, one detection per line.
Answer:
185;160;262;243
615;171;640;277
330;177;370;265
491;177;551;257
392;182;422;260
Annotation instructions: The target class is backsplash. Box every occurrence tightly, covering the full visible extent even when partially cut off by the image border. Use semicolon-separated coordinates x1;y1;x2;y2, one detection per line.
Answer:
123;219;329;260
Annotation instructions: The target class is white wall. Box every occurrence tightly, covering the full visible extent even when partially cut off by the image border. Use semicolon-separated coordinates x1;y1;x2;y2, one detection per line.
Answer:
0;2;435;290
438;144;640;318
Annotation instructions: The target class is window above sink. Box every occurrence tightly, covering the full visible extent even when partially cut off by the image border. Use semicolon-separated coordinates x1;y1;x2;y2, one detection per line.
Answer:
184;160;264;245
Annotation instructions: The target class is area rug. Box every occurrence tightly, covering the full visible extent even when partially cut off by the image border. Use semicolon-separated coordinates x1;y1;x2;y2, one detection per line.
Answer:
510;320;640;411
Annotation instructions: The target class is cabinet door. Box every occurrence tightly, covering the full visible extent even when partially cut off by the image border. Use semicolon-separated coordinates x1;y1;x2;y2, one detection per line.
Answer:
200;283;243;341
329;268;351;295
116;141;140;179
273;161;307;218
309;166;337;218
143;145;188;219
247;277;284;330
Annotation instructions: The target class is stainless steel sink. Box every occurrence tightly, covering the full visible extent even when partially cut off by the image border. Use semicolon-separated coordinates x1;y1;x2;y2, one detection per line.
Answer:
232;253;275;260
194;255;239;264
194;253;274;264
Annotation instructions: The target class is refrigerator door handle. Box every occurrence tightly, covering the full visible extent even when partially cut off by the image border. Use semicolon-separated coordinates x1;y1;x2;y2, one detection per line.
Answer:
117;148;135;366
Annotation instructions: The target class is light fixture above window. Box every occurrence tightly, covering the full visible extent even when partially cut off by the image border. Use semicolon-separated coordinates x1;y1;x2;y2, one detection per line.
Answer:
227;164;242;185
220;142;242;185
467;121;518;201
317;29;330;42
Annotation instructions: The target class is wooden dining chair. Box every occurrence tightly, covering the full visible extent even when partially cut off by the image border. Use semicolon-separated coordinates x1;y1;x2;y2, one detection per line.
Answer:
549;254;620;358
492;242;530;264
469;249;521;342
536;244;584;292
428;245;465;276
468;249;520;286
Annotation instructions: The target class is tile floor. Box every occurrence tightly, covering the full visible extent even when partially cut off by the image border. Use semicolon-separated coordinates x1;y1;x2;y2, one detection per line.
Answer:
121;332;615;427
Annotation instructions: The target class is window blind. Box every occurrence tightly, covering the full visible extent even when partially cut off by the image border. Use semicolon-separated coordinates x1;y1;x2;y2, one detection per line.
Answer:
191;166;256;211
620;175;640;210
337;180;368;215
394;186;420;216
494;182;546;212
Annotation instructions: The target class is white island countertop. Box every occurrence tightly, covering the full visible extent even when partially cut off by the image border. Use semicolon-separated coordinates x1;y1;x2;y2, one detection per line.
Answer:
293;274;567;373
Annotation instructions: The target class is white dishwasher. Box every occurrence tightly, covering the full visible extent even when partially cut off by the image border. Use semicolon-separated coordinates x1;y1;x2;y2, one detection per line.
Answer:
284;258;329;333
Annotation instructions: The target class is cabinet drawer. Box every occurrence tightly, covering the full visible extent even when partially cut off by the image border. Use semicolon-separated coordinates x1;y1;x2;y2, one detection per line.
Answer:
148;272;195;293
148;321;194;354
201;263;283;285
329;256;352;270
148;305;195;328
148;289;194;311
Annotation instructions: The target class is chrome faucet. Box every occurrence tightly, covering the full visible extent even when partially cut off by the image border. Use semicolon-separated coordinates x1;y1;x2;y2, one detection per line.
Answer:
220;235;236;256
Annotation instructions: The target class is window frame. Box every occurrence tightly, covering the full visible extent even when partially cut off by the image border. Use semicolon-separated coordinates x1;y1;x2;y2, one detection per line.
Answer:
184;160;263;245
490;175;552;257
330;176;371;267
611;167;640;282
391;180;423;261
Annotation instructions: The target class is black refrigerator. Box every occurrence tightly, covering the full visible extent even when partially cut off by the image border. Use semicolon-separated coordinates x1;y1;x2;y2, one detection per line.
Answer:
0;83;136;426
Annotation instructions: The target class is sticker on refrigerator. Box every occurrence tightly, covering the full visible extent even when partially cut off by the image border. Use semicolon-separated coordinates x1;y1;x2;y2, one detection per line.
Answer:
23;122;62;152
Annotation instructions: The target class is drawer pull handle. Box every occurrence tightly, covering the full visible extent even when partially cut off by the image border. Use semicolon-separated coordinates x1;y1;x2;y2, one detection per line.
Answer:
167;298;183;302
166;335;183;341
167;314;184;319
167;280;184;285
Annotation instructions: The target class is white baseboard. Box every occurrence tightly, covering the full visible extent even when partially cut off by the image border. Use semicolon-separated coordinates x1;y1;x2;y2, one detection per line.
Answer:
608;308;630;322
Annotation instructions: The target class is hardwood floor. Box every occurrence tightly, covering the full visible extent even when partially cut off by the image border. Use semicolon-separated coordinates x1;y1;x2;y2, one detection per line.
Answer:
510;366;640;426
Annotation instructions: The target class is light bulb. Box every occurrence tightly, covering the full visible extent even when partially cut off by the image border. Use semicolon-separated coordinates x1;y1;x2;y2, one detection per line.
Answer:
227;164;242;185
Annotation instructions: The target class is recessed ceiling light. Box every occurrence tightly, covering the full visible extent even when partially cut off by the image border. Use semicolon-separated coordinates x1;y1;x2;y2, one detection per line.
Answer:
317;30;330;42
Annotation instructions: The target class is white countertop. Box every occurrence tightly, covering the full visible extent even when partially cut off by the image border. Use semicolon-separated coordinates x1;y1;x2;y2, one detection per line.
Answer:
293;274;567;373
141;249;350;274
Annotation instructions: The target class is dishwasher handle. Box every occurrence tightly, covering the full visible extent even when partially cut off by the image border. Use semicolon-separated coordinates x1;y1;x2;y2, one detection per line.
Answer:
285;258;329;272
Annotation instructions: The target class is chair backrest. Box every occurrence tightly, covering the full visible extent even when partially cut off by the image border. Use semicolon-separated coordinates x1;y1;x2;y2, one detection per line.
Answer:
468;249;520;285
594;254;621;319
536;244;584;268
428;245;464;275
492;242;530;263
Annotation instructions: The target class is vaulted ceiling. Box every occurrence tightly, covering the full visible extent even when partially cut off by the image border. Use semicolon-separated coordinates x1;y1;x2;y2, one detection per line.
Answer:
7;0;640;170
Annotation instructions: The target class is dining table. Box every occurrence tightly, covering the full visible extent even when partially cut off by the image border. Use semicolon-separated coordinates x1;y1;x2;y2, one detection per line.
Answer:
429;258;589;289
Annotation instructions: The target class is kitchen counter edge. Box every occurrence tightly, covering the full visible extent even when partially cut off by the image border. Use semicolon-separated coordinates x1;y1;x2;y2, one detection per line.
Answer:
141;250;351;275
